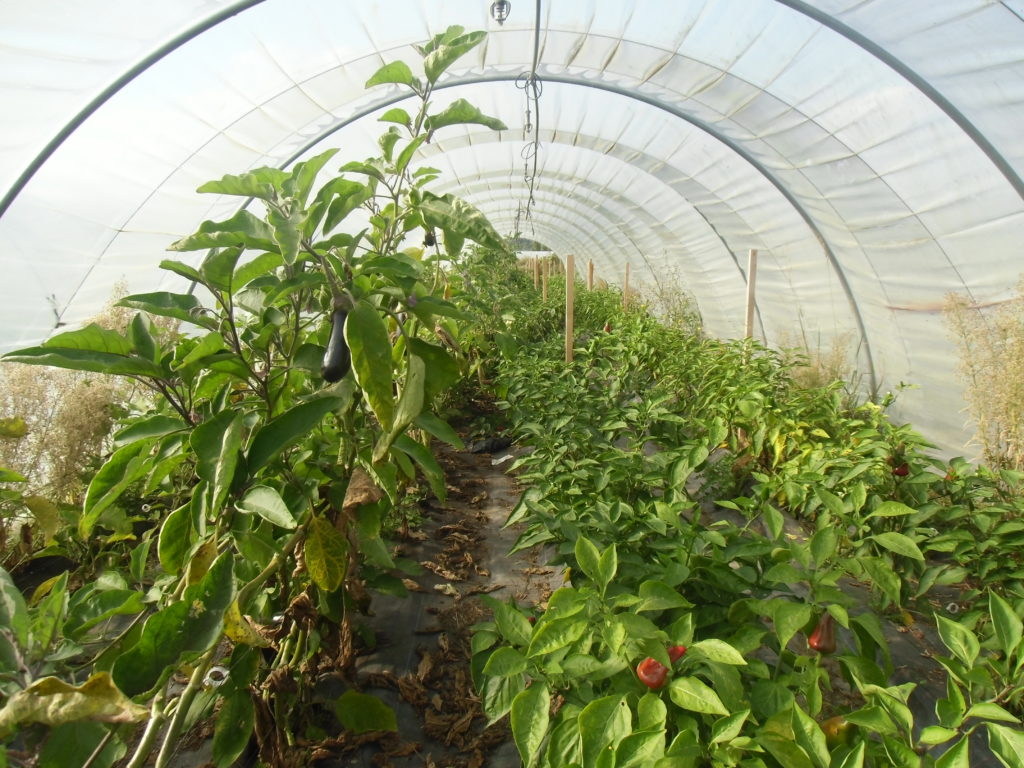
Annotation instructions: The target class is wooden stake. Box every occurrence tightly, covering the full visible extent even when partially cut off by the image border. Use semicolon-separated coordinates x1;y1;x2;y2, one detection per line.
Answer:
587;260;594;290
744;249;758;339
565;254;575;363
533;257;539;289
623;263;630;311
542;258;549;302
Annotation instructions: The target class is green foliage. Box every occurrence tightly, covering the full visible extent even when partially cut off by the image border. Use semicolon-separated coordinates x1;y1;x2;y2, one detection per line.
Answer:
112;552;235;697
334;690;398;734
0;24;506;767
467;252;1024;765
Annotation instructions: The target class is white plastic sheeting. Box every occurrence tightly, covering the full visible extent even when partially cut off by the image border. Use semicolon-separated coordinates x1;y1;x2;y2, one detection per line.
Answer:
2;0;1024;457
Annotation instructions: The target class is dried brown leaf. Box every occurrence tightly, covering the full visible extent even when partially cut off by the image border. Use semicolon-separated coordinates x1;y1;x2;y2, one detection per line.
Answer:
343;467;385;512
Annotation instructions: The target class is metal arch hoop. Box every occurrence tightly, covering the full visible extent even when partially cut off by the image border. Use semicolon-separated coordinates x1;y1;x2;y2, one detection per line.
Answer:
10;0;993;390
421;142;770;338
774;0;1024;201
0;0;268;222
2;0;1017;224
272;73;878;393
2;1;1019;392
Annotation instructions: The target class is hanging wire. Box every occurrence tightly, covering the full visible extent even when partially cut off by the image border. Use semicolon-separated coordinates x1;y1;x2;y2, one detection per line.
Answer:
514;0;543;226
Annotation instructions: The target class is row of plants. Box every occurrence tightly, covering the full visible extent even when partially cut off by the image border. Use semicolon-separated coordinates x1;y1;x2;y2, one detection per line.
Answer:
467;272;1024;766
0;27;515;767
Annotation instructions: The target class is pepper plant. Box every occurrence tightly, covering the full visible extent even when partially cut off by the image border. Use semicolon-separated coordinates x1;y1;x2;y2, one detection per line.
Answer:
0;25;507;767
469;262;1024;767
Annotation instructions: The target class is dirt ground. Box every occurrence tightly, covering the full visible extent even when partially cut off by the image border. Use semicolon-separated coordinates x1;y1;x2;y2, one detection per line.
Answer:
160;441;561;768
320;445;563;768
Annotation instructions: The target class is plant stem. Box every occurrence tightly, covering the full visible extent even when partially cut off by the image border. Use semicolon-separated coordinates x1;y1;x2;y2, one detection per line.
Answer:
303;239;347;307
81;727;115;768
124;685;169;768
274;694;296;747
288;628;307;668
236;521;309;611
154;646;218;768
991;684;1016;704
274;624;298;672
135;377;193;425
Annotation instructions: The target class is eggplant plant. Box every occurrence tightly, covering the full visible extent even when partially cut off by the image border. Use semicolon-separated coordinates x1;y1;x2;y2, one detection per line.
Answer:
0;25;507;768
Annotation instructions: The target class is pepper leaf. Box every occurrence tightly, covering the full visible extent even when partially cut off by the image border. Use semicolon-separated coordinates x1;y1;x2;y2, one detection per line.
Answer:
247;396;345;473
511;682;550;768
169;210;277;253
112;552;235;697
869;531;924;561
989;591;1023;660
212;688;256;767
418;191;507;254
0;672;148;739
578;694;631;767
237;486;297;530
118;291;218;330
81;439;157;539
423;30;486;84
935;614;980;667
424;99;507;133
197;167;288;201
986;723;1024;768
305;516;348;592
3;325;164;378
345;300;395;432
335;690;398;734
669;676;730;716
366;60;417;89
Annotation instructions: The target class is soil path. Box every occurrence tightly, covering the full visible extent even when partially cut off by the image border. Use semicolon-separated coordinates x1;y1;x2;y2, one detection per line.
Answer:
323;444;562;767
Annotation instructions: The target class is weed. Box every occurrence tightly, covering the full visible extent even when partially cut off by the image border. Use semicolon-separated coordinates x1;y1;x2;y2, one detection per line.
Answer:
943;279;1024;469
633;265;703;335
0;286;146;502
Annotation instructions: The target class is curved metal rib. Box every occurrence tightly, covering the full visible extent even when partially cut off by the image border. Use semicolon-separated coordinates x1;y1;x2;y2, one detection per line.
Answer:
273;72;878;392
0;0;267;221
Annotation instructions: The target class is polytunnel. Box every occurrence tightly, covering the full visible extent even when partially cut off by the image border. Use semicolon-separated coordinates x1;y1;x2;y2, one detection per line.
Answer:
4;0;1024;455
8;4;1024;767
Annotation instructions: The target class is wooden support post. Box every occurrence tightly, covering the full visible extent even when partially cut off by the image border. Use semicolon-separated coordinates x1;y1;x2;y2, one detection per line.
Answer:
623;263;630;311
565;254;575;363
744;249;758;339
533;257;539;290
542;258;549;302
587;259;594;290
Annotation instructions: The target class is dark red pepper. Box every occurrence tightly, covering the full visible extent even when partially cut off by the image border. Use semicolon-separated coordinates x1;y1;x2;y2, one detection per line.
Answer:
667;645;687;663
636;657;669;689
808;613;837;655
